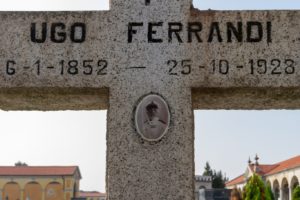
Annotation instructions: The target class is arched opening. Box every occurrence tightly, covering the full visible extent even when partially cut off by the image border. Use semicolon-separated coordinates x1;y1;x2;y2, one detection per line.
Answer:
291;176;299;192
273;179;280;200
3;182;21;200
45;182;64;200
282;178;290;200
199;186;206;190
24;182;42;200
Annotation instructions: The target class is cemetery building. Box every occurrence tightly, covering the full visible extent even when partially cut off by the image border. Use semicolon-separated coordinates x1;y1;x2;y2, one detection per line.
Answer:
0;166;105;200
194;175;212;200
195;175;212;190
79;191;106;200
195;176;231;200
226;155;300;200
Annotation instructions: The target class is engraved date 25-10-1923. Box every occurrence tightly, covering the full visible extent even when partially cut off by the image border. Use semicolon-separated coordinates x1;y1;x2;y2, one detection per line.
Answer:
167;58;296;76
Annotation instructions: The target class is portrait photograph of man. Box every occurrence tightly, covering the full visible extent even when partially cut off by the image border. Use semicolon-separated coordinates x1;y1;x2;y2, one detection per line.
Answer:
135;94;170;141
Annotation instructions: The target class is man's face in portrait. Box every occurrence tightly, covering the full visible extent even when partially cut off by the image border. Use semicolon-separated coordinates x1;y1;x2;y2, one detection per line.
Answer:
146;102;158;121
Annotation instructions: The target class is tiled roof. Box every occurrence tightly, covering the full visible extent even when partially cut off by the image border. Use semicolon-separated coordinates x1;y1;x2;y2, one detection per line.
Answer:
226;155;300;187
0;166;81;178
226;174;245;187
249;164;278;176
266;155;300;175
79;191;106;197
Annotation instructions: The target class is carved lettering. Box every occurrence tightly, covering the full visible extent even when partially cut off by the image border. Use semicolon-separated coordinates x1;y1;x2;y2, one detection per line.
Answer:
127;21;272;43
31;22;86;43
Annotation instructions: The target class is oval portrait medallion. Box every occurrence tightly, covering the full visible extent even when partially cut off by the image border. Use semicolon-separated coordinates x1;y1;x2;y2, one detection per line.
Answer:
135;94;170;142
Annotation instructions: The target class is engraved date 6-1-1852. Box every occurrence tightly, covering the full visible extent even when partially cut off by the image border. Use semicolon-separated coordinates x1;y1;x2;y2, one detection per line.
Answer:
5;59;108;76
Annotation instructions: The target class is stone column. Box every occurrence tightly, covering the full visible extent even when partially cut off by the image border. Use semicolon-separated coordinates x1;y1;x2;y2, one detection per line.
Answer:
20;189;24;200
289;186;292;200
278;190;281;200
278;188;282;200
42;189;45;200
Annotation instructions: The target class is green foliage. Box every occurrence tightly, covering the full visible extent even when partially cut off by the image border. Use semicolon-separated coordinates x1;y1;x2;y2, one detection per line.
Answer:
244;174;264;200
242;186;246;200
244;173;272;200
14;161;28;166
212;170;228;188
203;162;213;176
202;162;228;189
266;184;275;200
293;186;300;200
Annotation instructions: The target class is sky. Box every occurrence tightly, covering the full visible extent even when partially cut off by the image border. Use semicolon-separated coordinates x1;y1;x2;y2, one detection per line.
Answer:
0;0;300;193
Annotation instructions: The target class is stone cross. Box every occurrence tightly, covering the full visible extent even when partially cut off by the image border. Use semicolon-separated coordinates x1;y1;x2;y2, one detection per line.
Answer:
1;0;300;199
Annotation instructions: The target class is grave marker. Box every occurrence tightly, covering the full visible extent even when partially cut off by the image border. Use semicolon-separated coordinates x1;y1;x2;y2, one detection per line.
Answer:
0;0;300;199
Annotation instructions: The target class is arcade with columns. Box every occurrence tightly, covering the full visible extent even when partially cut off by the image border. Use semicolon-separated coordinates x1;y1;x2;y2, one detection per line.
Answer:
0;166;81;200
226;155;300;200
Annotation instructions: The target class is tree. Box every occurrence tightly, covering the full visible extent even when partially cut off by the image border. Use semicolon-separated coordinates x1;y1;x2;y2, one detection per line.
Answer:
244;173;272;200
15;161;28;166
203;162;213;176
293;186;300;200
266;184;275;200
212;170;228;188
202;162;228;189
